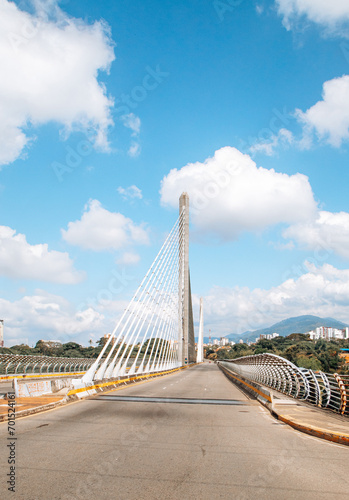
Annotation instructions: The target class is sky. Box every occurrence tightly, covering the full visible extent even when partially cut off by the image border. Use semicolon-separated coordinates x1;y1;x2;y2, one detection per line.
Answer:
1;0;349;346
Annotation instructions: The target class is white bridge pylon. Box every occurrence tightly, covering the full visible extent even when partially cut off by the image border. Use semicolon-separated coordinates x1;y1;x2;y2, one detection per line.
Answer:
81;193;195;384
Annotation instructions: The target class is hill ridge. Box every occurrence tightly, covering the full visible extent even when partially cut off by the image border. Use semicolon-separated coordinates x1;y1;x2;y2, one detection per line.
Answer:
224;315;348;343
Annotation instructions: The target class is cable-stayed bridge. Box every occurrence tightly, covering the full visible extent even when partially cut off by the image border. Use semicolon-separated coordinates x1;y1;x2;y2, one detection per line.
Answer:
78;192;199;386
0;190;347;421
1;194;349;499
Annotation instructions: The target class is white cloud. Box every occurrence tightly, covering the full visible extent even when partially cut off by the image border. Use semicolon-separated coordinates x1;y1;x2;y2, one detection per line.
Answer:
0;290;106;346
128;141;141;158
120;113;141;157
121;113;141;136
61;199;149;251
283;210;349;259
4;263;349;346
160;146;317;241
0;0;115;166
276;0;349;34
198;263;349;336
272;240;295;251
117;185;143;201
116;252;140;266
250;128;294;156
0;225;84;283
296;75;349;147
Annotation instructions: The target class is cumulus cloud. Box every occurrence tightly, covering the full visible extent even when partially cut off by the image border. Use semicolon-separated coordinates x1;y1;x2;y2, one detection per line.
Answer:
0;225;84;283
0;0;115;166
116;252;140;266
0;290;106;346
121;113;141;136
283;211;349;259
197;263;349;336
250;128;294;156
128;141;141;158
296;75;349;147
120;113;141;157
61;199;149;251
117;185;143;201
4;263;349;345
160;146;317;241
276;0;349;35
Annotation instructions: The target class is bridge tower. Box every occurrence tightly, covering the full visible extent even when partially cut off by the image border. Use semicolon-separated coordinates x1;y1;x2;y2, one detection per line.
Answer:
179;192;196;365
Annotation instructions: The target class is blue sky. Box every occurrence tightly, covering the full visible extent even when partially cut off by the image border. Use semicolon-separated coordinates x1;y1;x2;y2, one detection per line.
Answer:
1;0;349;346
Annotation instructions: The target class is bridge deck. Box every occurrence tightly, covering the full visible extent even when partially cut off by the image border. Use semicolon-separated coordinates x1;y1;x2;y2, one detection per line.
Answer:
0;362;348;500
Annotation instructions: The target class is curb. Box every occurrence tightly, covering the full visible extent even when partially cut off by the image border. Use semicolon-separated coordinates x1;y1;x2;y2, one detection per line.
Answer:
274;412;349;446
0;398;67;423
217;362;273;408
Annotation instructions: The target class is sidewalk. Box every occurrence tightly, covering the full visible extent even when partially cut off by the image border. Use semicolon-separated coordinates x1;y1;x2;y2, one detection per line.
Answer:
270;393;349;446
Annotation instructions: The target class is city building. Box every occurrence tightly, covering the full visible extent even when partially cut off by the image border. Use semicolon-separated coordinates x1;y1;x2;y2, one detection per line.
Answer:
219;337;229;346
259;332;279;341
308;327;349;341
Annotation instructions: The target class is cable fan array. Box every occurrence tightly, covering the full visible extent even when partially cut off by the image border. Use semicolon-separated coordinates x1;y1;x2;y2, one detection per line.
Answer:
82;209;186;383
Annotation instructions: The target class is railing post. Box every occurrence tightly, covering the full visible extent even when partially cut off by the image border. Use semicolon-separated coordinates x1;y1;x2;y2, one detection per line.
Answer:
334;373;347;415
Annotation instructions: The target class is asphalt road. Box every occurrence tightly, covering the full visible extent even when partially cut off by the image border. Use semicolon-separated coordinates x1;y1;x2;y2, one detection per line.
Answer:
0;362;348;500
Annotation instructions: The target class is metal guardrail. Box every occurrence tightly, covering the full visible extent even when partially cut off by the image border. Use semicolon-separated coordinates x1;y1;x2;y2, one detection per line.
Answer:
220;353;349;417
0;354;95;375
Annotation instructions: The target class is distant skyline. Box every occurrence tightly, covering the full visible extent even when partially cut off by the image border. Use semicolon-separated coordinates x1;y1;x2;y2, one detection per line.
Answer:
1;0;349;346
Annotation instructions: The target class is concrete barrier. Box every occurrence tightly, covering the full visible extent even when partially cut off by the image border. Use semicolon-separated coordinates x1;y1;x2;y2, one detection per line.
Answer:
218;361;273;409
14;376;78;398
68;364;197;399
12;363;199;400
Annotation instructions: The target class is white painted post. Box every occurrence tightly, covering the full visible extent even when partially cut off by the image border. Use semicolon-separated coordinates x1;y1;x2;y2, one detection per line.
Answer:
197;297;204;363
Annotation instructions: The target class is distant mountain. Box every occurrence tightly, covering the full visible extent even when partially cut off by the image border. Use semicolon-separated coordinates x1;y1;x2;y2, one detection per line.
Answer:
225;315;348;343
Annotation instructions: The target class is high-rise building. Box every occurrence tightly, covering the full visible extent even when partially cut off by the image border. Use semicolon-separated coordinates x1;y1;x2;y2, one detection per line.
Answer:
308;326;348;341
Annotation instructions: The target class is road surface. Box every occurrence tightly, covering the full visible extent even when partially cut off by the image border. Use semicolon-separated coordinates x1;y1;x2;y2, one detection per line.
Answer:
0;362;348;499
